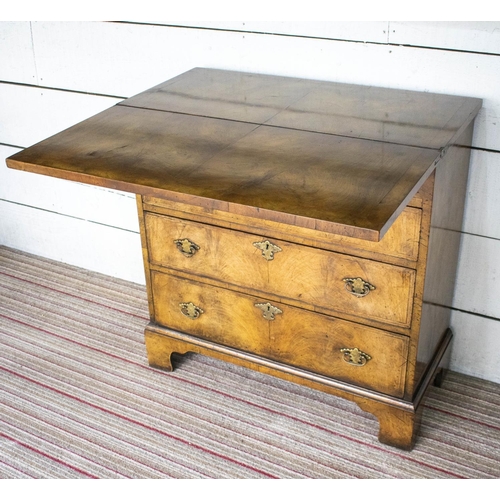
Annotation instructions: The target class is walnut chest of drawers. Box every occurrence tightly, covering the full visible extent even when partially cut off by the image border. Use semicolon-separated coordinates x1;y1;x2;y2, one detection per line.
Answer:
6;68;482;450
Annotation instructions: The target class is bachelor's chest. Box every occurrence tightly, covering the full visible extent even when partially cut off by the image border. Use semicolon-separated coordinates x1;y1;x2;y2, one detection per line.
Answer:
6;68;482;449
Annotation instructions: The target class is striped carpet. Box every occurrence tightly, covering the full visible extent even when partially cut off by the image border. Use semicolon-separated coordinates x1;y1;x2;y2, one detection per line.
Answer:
0;245;499;479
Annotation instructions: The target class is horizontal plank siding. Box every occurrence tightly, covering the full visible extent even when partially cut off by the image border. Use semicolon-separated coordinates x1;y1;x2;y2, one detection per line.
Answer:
454;233;500;320
24;22;499;150
127;21;500;55
0;83;121;147
134;21;391;43
450;309;500;384
0;21;37;85
389;22;500;55
1;21;499;383
0;200;144;283
463;149;500;240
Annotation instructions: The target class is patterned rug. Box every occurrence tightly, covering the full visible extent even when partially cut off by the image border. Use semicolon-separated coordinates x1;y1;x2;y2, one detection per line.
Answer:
0;245;499;478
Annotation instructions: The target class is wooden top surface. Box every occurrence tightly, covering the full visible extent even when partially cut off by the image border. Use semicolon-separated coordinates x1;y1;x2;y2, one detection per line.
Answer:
6;68;482;241
124;68;481;150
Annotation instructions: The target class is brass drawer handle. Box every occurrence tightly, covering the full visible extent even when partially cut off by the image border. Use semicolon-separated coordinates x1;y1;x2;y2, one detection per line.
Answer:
340;348;372;367
179;302;204;320
174;238;200;257
254;302;283;321
253;240;282;261
343;277;375;298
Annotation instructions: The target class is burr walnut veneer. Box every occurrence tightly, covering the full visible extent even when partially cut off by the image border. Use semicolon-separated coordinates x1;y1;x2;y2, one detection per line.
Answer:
6;68;482;450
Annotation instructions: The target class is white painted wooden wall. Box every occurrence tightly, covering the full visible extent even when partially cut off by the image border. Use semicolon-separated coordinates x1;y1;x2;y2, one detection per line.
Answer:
1;21;499;383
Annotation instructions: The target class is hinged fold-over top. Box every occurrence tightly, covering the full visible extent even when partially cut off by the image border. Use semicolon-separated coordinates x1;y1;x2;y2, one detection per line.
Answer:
6;68;482;241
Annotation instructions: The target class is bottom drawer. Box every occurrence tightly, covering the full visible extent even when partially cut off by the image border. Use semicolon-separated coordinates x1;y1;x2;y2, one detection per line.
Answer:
151;271;409;397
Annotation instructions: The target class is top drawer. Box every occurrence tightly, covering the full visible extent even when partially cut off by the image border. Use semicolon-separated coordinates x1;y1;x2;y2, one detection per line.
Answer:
143;196;423;265
145;213;416;328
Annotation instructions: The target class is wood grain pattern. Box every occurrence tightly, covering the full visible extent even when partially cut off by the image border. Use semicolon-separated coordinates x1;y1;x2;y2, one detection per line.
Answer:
6;102;440;242
143;324;448;450
142;199;423;267
16;23;493;150
410;124;475;394
145;212;416;328
6;68;480;242
1;146;139;232
150;271;409;397
136;195;155;319
5;68;482;450
402;173;435;398
124;68;481;149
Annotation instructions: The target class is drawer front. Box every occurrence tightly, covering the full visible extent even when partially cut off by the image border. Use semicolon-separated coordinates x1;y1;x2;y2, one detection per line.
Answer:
146;213;416;328
144;196;422;264
151;271;408;397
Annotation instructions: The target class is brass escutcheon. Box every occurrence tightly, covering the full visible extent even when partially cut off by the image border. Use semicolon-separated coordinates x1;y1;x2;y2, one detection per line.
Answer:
253;240;282;261
343;277;375;298
254;302;283;321
340;347;372;367
179;302;204;320
174;238;200;257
